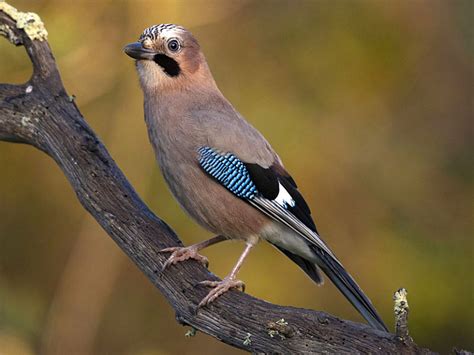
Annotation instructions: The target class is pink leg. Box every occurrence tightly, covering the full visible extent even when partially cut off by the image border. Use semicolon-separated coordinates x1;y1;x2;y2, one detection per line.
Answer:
160;235;227;270
198;240;256;308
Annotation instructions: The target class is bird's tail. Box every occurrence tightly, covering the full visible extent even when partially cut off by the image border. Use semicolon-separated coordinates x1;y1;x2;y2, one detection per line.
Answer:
311;245;388;332
274;245;324;285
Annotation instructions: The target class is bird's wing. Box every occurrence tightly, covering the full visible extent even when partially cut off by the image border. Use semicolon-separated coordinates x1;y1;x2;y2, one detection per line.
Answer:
198;146;334;257
198;146;388;332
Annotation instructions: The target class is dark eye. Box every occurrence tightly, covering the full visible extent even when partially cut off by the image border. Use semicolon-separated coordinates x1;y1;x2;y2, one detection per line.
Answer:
167;39;180;52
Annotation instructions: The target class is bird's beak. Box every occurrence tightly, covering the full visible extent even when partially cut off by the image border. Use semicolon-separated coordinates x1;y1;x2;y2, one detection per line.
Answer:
123;42;156;60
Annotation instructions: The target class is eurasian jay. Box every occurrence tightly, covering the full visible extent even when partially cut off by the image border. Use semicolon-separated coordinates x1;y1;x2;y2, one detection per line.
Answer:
124;24;388;332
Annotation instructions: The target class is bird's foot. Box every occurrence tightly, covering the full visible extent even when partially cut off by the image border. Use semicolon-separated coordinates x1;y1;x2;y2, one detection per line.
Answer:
159;246;209;270
197;277;245;308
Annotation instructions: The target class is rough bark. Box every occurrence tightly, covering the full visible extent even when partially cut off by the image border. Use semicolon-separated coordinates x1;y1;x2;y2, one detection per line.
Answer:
0;4;436;354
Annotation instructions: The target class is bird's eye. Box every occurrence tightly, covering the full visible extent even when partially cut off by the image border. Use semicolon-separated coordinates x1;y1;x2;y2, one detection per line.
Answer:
167;39;180;52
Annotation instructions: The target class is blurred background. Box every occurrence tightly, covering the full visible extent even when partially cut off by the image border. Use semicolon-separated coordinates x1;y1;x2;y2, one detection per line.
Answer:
0;0;472;354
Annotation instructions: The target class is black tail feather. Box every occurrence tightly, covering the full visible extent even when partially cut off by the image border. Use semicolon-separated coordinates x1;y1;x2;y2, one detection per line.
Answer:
274;245;324;285
311;245;388;332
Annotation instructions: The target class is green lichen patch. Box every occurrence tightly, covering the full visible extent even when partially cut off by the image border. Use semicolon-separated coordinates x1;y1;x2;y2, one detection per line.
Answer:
266;318;294;340
243;333;252;346
0;23;20;44
0;1;48;41
184;327;197;337
394;288;409;314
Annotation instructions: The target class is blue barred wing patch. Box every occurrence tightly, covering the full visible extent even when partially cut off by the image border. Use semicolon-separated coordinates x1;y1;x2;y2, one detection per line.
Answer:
198;147;258;199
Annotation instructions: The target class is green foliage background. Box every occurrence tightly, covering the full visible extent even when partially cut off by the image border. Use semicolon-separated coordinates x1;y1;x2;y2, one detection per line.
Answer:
0;0;472;354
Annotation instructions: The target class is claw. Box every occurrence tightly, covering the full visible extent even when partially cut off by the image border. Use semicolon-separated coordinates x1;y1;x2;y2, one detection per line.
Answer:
197;277;245;308
160;246;209;270
159;246;182;253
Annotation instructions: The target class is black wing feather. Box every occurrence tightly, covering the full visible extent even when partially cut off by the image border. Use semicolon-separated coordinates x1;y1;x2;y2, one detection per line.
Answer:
244;163;318;233
279;175;318;233
244;163;279;199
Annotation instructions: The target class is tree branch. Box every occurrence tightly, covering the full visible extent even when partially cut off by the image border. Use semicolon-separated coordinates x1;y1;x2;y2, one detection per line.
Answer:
0;3;435;353
394;288;412;344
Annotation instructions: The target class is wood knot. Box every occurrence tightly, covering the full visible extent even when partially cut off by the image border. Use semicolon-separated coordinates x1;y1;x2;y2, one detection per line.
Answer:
81;135;99;152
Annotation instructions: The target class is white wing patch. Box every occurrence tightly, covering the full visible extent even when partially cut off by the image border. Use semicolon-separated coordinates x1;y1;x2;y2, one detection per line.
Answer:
274;182;296;208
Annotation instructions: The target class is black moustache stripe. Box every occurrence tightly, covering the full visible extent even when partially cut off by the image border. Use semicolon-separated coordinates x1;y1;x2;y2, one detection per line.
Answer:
153;54;181;77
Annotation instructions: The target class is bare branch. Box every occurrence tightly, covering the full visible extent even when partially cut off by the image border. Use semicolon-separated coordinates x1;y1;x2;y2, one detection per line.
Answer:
0;3;436;353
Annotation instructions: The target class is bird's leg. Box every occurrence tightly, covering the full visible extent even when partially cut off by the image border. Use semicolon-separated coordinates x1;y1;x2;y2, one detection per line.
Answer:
198;240;256;308
160;234;227;270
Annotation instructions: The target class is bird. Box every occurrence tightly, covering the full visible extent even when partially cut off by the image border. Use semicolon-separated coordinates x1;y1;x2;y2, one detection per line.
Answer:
124;23;388;332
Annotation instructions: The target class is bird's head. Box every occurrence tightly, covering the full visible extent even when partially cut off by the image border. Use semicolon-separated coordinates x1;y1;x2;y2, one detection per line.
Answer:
124;24;212;92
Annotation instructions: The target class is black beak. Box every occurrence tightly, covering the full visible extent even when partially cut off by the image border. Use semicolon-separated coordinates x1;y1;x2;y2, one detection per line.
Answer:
123;42;156;60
